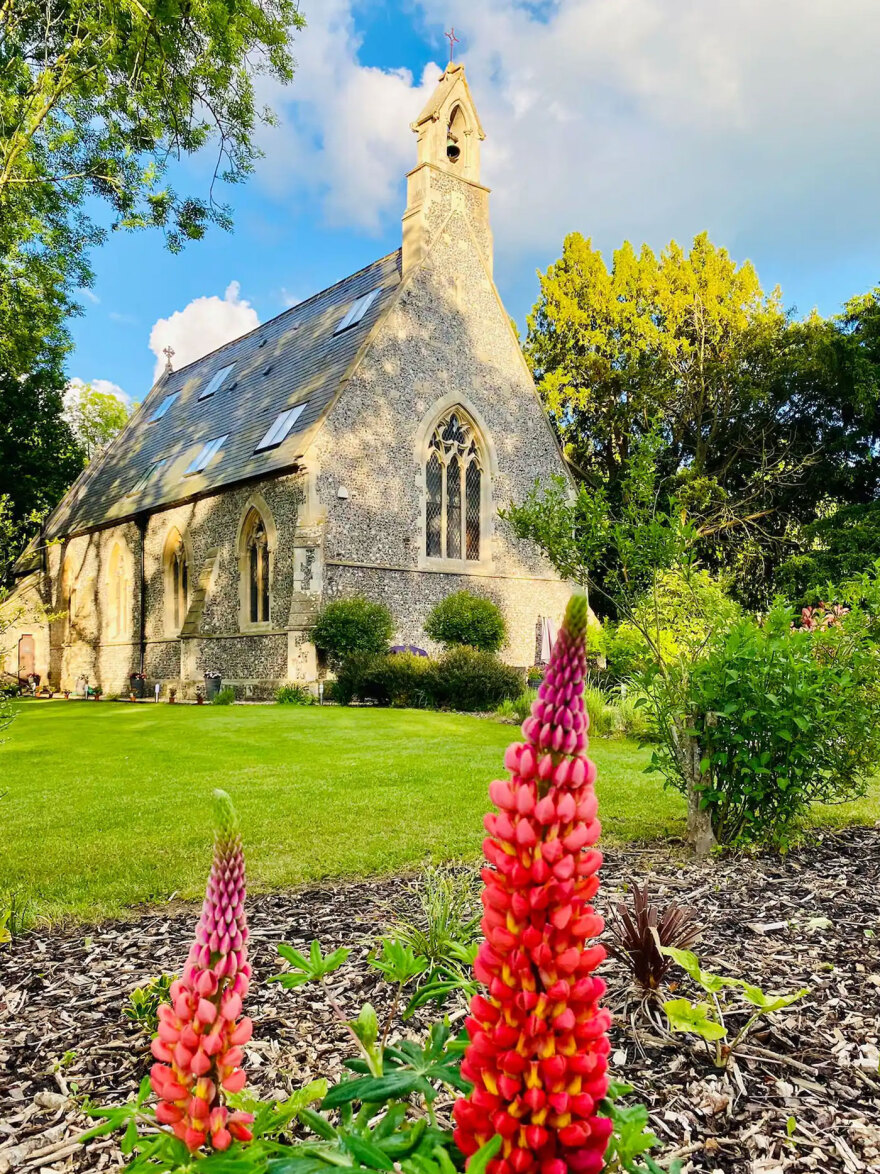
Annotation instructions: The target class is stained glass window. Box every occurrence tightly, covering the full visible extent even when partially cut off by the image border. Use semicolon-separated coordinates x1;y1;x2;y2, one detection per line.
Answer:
424;408;486;561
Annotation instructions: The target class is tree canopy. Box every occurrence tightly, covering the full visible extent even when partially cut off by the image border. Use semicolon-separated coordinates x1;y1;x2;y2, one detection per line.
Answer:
65;382;133;461
0;0;305;578
526;233;880;604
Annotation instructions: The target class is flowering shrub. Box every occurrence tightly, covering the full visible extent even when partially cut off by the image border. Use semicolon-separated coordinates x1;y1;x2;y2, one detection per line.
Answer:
453;594;614;1174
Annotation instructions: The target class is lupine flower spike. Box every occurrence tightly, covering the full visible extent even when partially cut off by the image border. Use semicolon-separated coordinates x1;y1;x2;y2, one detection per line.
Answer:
149;789;255;1151
453;595;613;1174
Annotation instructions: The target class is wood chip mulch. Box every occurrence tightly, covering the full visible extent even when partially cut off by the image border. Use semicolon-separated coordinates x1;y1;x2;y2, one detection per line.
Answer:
1;827;879;1174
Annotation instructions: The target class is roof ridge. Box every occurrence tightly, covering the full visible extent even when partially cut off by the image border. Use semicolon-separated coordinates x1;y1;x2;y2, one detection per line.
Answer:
168;249;403;380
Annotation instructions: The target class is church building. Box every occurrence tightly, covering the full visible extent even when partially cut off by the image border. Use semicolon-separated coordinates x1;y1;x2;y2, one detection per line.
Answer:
6;64;573;697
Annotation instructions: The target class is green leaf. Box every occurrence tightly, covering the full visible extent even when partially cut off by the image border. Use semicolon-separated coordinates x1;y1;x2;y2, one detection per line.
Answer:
663;998;727;1041
271;941;351;988
466;1135;503;1174
298;1108;338;1141
343;1134;396;1170
738;984;808;1013
368;939;429;986
322;1071;424;1109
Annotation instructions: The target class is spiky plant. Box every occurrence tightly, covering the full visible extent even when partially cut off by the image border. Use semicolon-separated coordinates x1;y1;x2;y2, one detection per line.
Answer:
607;883;701;995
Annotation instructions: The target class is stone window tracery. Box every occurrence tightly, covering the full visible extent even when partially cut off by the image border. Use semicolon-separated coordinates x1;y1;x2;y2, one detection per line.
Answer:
424;409;485;562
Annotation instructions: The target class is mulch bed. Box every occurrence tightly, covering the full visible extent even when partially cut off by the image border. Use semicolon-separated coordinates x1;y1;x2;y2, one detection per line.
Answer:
1;827;879;1173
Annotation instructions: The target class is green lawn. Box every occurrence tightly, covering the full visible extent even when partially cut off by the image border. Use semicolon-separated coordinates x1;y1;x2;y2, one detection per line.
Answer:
1;702;877;925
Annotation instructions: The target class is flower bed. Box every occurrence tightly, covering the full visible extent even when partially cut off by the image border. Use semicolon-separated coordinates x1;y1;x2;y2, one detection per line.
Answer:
1;830;878;1172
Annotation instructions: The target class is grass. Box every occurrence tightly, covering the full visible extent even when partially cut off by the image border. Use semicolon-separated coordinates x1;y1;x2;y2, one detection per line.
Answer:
1;702;877;925
1;702;675;924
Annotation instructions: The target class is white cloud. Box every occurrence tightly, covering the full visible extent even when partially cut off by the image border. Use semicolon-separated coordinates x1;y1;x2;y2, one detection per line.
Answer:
254;0;880;295
254;0;440;230
148;281;260;381
65;377;133;407
80;288;101;305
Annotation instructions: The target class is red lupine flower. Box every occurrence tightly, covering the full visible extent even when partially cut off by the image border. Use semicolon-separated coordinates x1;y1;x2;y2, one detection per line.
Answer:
149;790;254;1151
453;595;613;1174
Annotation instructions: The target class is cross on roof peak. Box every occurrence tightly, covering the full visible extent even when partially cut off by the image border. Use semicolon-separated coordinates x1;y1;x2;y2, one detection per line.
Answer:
445;27;460;64
163;345;175;372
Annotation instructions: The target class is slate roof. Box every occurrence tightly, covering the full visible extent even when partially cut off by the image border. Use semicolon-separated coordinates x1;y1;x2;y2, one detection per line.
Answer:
45;250;402;539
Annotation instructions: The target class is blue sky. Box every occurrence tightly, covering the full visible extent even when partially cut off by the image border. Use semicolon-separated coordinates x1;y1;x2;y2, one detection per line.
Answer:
70;0;880;405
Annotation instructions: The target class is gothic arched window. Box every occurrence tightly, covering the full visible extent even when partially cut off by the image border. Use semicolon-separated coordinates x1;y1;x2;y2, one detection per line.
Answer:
107;542;130;640
164;530;189;634
240;508;271;626
424;409;486;563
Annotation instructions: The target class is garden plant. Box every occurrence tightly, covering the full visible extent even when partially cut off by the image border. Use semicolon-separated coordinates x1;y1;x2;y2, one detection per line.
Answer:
83;596;678;1174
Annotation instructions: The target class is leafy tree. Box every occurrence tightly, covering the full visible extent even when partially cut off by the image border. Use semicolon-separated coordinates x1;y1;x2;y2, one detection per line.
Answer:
0;371;84;581
65;382;132;460
0;0;303;572
0;0;305;250
504;438;728;856
525;232;880;603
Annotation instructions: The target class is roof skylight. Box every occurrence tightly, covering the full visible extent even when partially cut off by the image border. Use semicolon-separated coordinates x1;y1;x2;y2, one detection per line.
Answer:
150;393;178;422
198;363;235;401
183;435;228;476
128;458;167;496
255;404;306;453
334;288;381;334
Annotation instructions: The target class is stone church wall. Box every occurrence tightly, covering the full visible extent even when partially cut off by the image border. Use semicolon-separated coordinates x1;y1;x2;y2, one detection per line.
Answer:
310;198;574;667
41;471;305;697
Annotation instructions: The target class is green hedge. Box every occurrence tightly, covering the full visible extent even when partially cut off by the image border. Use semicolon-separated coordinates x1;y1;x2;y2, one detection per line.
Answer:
332;647;523;712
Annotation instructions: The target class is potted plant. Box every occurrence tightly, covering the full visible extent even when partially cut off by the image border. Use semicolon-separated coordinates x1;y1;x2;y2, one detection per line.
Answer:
168;687;177;704
204;670;222;702
196;686;205;705
129;671;147;699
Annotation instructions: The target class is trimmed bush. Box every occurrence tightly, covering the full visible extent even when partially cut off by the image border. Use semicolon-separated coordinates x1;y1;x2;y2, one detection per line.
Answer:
425;591;507;653
311;597;394;665
427;646;523;712
332;652;433;708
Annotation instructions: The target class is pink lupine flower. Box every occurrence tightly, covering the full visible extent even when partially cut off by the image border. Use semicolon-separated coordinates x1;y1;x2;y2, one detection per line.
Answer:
149;790;254;1151
453;595;613;1174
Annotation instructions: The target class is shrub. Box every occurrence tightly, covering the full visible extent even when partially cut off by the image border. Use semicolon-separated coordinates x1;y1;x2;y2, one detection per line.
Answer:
275;683;314;705
495;689;537;724
376;652;432;708
311;597;393;665
211;686;235;706
427;646;522;711
603;569;742;685
668;600;880;847
607;885;701;996
425;591;507;652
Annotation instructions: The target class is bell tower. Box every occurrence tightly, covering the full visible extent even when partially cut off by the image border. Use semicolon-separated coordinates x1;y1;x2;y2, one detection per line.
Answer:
402;62;493;275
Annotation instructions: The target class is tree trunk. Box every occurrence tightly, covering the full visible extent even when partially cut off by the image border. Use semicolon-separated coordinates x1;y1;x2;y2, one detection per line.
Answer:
684;732;717;860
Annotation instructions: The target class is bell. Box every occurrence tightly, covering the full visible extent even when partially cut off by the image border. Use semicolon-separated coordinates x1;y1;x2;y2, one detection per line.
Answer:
446;134;460;161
